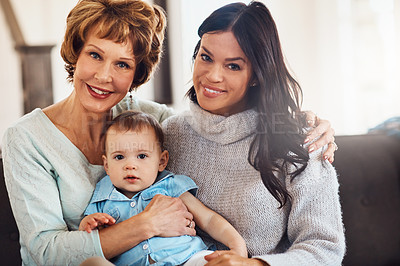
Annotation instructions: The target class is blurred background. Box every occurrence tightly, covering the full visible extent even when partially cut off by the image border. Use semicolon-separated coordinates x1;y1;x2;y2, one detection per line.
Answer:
1;0;400;143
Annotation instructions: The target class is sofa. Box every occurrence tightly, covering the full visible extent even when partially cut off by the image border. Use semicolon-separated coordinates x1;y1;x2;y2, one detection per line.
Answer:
1;134;400;266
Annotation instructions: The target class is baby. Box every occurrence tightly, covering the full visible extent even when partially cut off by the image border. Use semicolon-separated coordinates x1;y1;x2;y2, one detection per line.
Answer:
79;111;247;265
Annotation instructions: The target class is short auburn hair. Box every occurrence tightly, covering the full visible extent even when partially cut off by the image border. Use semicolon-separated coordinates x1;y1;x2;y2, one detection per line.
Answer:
60;0;166;89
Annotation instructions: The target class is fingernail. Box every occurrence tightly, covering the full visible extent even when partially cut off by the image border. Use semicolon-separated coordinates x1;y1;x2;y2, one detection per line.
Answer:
324;155;328;160
304;137;310;143
308;146;315;152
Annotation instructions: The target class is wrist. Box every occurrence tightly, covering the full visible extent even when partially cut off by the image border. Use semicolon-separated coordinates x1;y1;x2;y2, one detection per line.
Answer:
134;211;156;239
229;238;247;257
252;258;270;266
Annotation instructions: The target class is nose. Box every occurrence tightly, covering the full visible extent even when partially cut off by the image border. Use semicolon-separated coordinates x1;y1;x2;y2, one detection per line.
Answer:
124;160;137;171
94;63;112;83
206;64;223;83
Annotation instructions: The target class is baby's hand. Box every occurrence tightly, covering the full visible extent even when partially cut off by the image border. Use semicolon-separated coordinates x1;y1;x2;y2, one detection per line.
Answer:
79;213;116;233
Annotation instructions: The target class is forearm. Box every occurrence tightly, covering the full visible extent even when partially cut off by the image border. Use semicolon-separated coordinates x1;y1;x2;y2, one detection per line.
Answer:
99;211;154;259
206;214;247;257
99;193;195;258
11;219;103;265
180;192;247;256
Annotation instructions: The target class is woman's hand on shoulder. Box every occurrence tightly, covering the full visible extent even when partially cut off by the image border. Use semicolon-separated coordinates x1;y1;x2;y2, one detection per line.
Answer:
303;111;337;163
204;250;269;266
141;194;196;238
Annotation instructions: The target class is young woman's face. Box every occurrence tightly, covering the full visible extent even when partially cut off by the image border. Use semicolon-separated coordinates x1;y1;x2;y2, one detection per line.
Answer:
73;30;136;113
193;31;253;116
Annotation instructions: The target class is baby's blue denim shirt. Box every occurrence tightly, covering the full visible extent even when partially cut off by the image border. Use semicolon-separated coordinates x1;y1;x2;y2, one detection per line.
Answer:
84;170;208;265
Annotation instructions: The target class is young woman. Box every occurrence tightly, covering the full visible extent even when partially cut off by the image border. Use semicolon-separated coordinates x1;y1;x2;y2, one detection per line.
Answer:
162;2;345;265
2;0;337;265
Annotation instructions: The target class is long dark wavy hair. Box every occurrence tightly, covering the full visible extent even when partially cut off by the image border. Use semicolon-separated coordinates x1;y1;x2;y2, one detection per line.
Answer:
186;1;309;208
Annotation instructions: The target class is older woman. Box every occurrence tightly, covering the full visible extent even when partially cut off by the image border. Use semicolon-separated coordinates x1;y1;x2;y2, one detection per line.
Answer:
2;1;194;265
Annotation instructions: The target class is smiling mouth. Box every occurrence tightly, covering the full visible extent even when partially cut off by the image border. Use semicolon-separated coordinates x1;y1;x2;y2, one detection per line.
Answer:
88;85;111;95
205;87;224;94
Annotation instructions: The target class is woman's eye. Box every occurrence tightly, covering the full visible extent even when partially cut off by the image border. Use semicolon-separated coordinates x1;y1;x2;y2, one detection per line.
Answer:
137;154;147;159
90;52;101;60
117;62;130;69
228;63;240;71
200;54;212;62
114;155;124;160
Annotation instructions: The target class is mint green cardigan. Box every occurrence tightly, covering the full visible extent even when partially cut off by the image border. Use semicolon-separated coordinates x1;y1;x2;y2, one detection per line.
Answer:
2;96;173;265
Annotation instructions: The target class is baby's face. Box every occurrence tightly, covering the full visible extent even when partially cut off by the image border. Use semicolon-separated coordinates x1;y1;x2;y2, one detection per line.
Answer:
103;126;167;198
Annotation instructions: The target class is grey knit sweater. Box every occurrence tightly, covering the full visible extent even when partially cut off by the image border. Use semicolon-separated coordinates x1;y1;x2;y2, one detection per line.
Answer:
162;103;345;266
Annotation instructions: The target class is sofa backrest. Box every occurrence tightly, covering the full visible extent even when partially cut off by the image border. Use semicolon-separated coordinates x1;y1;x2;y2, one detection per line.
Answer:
0;158;21;265
334;134;400;266
1;134;400;265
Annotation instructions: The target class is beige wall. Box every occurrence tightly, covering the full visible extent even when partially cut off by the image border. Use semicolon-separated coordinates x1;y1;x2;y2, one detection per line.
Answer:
0;3;22;148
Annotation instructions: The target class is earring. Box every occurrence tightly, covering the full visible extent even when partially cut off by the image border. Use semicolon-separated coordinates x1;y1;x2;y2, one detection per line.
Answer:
129;89;133;104
250;82;257;87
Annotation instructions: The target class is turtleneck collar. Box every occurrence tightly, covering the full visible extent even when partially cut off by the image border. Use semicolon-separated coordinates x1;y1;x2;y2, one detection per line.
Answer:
184;102;258;145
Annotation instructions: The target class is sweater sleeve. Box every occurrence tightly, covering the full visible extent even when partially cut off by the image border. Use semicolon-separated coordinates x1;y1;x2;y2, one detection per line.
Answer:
2;126;104;265
253;147;346;266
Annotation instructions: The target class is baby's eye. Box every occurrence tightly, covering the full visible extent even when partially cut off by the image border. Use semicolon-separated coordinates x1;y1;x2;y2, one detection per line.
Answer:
117;62;130;69
228;63;240;71
114;155;124;160
90;52;101;60
200;54;212;62
137;154;147;159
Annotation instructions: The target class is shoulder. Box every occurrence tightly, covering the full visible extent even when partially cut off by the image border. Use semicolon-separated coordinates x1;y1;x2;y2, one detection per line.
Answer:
4;108;45;133
162;110;187;125
287;145;338;190
2;108;51;150
156;171;198;197
135;97;174;122
85;176;113;214
171;174;198;197
113;95;175;123
90;176;115;202
171;173;197;188
162;112;194;153
162;110;191;135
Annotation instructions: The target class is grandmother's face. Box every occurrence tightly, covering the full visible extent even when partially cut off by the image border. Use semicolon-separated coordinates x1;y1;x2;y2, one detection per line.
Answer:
73;30;136;114
193;31;253;116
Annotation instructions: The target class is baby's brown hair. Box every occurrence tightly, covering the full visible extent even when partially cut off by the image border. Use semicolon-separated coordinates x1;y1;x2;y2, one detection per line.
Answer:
103;111;164;152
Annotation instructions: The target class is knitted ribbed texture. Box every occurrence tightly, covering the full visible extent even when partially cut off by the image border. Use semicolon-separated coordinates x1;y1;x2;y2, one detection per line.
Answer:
163;103;345;266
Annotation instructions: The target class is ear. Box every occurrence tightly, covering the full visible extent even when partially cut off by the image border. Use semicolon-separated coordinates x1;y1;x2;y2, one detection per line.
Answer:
102;155;109;174
158;150;169;172
249;76;258;87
